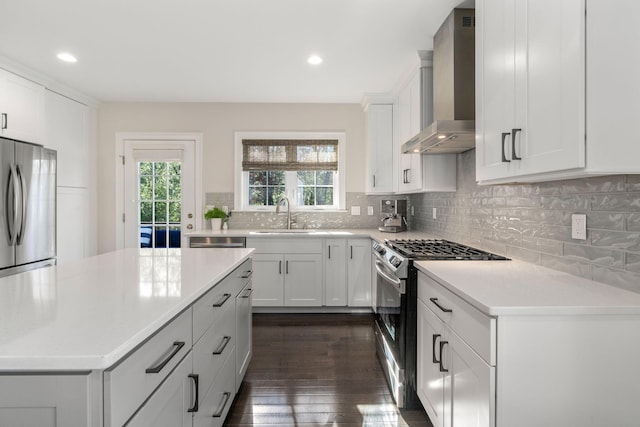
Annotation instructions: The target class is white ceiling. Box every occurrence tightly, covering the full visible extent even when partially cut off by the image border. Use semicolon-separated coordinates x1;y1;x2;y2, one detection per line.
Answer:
0;0;468;103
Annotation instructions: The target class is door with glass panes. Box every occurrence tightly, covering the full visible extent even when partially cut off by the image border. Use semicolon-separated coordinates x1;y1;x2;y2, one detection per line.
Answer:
123;143;196;248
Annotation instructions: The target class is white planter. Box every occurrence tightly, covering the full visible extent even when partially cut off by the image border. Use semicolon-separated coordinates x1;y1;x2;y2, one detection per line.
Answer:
210;218;222;230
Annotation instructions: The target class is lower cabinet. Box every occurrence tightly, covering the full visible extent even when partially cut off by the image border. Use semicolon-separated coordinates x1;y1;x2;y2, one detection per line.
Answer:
126;352;195;427
324;239;347;306
347;238;372;307
417;271;495;427
235;281;253;390
247;238;323;307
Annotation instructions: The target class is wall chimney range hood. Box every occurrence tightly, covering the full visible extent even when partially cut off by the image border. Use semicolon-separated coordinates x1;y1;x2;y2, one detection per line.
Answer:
402;8;476;154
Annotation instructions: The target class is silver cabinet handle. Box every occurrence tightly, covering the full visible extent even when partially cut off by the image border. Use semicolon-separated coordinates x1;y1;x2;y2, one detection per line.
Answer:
279;260;282;274
501;132;511;163
212;336;231;355
211;392;231;418
1;113;7;129
241;288;253;298
328;246;331;259
240;270;252;278
511;128;522;160
432;334;441;363
145;341;185;374
212;293;232;307
372;175;376;188
286;260;289;274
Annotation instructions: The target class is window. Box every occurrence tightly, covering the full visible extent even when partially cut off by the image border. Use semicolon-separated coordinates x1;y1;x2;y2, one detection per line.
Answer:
235;132;346;211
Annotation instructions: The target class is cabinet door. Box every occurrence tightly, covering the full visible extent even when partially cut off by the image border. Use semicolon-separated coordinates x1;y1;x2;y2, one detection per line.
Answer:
251;253;284;306
0;69;44;144
45;90;89;188
417;299;447;427
366;104;394;194
284;253;322;306
397;71;423;193
57;187;89;265
347;239;372;307
324;239;347;306
126;352;194;427
475;0;517;181
235;282;253;390
514;0;585;177
0;373;92;427
447;330;494;427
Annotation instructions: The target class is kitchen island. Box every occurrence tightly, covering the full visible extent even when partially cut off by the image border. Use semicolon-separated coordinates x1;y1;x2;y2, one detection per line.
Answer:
0;247;254;427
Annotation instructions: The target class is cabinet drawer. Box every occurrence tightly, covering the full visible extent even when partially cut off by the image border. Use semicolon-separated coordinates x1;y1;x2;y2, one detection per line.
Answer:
193;259;252;342
193;299;236;401
418;272;496;365
246;237;322;254
104;308;192;427
194;348;236;427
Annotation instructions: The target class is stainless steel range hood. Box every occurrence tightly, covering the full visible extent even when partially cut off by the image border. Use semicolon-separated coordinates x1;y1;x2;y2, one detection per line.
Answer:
402;8;476;154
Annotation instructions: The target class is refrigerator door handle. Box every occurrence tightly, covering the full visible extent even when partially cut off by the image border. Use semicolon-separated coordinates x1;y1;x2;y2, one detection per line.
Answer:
5;164;19;245
15;164;27;245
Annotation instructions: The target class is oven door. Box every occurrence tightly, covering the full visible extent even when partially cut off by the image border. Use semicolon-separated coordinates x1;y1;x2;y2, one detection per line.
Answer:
374;259;406;361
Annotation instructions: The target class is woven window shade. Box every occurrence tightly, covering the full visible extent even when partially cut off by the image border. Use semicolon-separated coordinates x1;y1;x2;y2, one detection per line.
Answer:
242;139;338;171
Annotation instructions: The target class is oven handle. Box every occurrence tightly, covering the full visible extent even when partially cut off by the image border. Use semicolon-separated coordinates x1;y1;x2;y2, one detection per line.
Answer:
374;260;405;294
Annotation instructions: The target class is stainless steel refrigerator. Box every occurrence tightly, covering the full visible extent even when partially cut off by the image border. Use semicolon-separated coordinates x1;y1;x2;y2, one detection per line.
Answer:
0;137;56;278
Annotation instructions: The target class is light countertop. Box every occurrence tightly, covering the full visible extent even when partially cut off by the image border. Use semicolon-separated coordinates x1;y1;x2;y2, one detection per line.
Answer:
416;259;640;316
186;228;437;243
0;247;254;371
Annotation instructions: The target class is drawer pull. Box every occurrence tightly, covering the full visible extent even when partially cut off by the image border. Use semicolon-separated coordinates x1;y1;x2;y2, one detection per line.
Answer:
187;374;199;413
432;334;441;363
241;270;252;279
212;293;232;307
145;341;185;374
429;297;453;313
438;341;449;373
212;336;231;355
241;288;253;299
211;392;231;418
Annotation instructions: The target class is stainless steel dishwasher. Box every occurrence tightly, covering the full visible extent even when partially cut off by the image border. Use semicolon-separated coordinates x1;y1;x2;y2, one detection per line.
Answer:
189;236;246;248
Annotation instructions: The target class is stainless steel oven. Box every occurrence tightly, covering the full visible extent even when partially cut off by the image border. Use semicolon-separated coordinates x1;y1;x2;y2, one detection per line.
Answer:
372;238;509;410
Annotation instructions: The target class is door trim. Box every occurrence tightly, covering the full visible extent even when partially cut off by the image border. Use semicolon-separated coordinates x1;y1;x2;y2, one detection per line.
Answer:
115;132;203;250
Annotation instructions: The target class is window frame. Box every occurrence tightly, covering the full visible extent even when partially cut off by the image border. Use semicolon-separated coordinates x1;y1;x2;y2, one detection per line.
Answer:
234;132;346;212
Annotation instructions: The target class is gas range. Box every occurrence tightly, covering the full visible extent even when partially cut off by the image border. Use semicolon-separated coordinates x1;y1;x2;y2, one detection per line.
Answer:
372;238;509;279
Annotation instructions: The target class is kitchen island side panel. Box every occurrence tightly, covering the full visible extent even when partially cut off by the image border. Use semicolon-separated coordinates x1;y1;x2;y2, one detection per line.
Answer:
496;314;640;426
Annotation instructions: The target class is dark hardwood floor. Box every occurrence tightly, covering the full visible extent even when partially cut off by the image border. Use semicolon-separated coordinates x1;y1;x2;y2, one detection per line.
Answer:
224;313;433;427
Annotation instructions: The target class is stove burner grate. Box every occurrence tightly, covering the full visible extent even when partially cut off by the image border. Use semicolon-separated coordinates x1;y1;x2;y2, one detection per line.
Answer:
386;239;509;261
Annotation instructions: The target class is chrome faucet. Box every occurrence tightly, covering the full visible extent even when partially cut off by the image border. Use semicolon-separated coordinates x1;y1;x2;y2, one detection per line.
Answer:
275;195;296;229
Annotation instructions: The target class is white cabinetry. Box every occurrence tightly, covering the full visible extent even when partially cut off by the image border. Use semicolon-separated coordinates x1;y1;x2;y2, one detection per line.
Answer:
44;90;94;264
347;238;372;307
364;103;395;194
477;0;640;184
0;68;44;144
0;373;94;427
235;280;253;389
324;239;347;306
395;58;457;193
417;271;495;427
247;238;322;307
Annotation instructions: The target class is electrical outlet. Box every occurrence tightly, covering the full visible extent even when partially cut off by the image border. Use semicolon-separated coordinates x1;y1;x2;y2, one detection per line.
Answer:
571;214;587;240
432;208;437;219
351;206;361;216
411;206;415;216
367;206;374;215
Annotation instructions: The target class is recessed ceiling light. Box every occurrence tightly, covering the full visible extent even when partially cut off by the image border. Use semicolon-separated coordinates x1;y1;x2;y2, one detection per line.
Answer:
57;52;77;63
307;55;323;65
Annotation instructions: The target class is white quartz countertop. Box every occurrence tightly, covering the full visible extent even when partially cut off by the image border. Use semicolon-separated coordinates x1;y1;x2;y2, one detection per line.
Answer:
416;259;640;316
0;248;254;371
187;228;436;242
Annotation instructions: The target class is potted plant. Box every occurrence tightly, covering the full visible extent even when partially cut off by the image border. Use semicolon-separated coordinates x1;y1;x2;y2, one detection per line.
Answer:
204;207;227;230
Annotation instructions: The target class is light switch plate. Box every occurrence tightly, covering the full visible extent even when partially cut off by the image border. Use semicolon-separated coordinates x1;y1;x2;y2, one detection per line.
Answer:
367;206;374;215
571;214;587;240
432;208;437;219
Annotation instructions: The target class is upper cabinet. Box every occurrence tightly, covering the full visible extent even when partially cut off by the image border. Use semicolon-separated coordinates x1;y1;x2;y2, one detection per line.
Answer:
396;68;424;193
45;90;90;188
0;68;44;144
476;0;640;184
364;101;395;194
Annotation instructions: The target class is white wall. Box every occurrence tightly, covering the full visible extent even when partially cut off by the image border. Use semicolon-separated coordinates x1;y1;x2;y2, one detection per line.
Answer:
97;102;366;253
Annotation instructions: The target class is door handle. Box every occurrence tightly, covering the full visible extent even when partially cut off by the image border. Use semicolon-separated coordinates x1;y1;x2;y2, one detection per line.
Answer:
501;132;511;163
187;374;199;413
432;334;441;363
511;128;522;160
438;341;449;372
